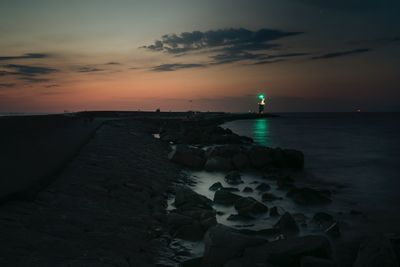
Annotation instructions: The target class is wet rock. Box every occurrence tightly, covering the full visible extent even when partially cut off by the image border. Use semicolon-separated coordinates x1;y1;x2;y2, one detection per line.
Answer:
205;156;233;172
269;206;280;217
274;212;300;236
181;257;203;267
242;235;332;267
221;187;240;192
313;212;334;227
169;145;206;169
207;145;242;159
353;234;398;267
350;209;363;215
174;221;205;240
227;214;254;221
242;187;253;193
255;182;271;192
234;197;268;217
209;182;223;191
225;171;243;185
237;228;281;238
325;222;340;238
248;146;274;169
276;176;295;191
301;256;336;267
202;224;268;267
261;192;281;202
174;187;213;210
287;187;332;205
223;258;244;267
232;153;250;170
214;190;243;206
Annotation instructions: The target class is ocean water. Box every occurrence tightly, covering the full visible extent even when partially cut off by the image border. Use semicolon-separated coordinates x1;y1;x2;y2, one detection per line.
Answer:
222;113;400;232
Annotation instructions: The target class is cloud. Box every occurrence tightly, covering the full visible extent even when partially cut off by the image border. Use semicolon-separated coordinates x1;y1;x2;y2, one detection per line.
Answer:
105;62;121;65
17;77;50;83
0;83;15;88
77;66;104;73
151;63;205;72
3;64;58;75
292;0;400;12
144;28;306;70
0;53;50;61
311;48;371;60
143;28;303;55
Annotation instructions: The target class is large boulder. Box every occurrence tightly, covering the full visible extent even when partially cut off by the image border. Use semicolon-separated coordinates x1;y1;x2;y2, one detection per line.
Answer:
274;212;300;236
248;146;274;169
169;145;206;169
205;156;233;172
214;190;243;206
209;182;223;191
234;197;268;218
202;224;268;267
225;171;244;185
287;187;332;205
300;256;336;267
206;145;242;159
232;152;250;170
353;234;398;267
242;235;332;267
256;182;271;192
174;187;213;210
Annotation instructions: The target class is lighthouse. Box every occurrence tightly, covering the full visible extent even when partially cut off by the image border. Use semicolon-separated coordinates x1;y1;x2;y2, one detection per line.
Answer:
258;94;266;114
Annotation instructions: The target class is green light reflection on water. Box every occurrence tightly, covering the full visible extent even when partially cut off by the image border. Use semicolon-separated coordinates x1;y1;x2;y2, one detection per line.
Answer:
253;118;270;146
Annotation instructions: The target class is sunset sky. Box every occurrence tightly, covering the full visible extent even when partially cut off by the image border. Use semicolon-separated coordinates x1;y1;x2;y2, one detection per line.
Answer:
1;0;399;113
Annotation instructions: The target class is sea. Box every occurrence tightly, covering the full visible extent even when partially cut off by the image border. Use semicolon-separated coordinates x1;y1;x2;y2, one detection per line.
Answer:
221;112;400;232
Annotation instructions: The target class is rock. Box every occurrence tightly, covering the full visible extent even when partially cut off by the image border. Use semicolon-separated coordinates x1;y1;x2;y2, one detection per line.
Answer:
207;145;242;159
223;258;244;267
242;235;332;267
277;176;295;191
313;212;334;227
256;182;271;192
234;197;268;217
242;187;254;193
325;222;340;238
232;153;249;170
353;234;398;267
287;187;332;205
274;212;300;236
225;171;243;185
205;156;233;172
169;145;206;169
248;146;274;169
261;192;281;202
181;257;203;267
227;214;253;221
350;209;363;215
202;224;268;267
269;206;280;217
237;228;281;238
301;256;336;267
214;190;243;206
167;213;194;231
174;221;205;240
283;149;304;170
174;187;213;210
209;182;223;191
221;187;240;192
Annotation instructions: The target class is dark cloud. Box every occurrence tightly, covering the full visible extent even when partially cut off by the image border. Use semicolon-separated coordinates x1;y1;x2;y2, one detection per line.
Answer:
3;64;58;75
17;77;50;83
77;66;104;73
143;28;303;55
311;48;371;60
253;59;286;65
144;28;305;70
151;63;205;72
105;62;121;65
0;83;15;88
0;53;50;61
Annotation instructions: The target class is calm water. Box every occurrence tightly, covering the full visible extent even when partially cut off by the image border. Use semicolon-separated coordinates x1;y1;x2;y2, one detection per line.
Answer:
223;113;400;231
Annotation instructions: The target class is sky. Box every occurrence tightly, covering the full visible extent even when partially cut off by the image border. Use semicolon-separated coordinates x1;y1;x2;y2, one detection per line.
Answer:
0;0;399;113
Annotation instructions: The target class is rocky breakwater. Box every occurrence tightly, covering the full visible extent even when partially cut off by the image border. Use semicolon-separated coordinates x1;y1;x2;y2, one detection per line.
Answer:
160;124;399;266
